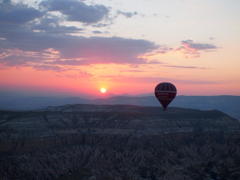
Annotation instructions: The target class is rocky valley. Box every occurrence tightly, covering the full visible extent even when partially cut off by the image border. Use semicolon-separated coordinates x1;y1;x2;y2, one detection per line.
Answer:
1;104;240;180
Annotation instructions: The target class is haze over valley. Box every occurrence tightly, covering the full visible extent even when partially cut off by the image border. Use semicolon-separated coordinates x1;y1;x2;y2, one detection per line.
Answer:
1;91;239;121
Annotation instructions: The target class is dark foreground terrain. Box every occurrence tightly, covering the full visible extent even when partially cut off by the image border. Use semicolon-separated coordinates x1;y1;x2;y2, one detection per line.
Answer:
0;104;240;180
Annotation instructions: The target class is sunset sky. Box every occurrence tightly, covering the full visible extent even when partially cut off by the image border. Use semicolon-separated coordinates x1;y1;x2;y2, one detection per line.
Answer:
0;0;240;97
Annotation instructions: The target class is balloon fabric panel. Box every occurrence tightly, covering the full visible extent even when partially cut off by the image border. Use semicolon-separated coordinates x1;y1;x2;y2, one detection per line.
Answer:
154;82;177;110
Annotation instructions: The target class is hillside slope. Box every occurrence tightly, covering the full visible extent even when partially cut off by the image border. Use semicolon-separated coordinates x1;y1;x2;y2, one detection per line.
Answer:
0;92;239;121
0;105;240;180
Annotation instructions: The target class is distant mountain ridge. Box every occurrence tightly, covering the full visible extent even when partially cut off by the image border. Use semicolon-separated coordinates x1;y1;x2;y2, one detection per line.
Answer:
91;95;240;121
0;91;239;120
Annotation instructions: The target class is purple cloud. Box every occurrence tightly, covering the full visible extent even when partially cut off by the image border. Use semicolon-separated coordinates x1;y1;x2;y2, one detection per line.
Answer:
0;1;220;73
48;59;90;66
33;65;66;72
111;76;217;85
92;30;102;34
40;0;109;23
0;55;40;67
0;0;43;24
31;16;84;34
175;39;219;58
0;1;159;68
181;40;217;50
56;36;159;64
117;11;142;18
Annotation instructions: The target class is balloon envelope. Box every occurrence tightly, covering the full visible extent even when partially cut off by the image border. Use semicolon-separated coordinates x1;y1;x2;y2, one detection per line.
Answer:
154;82;177;110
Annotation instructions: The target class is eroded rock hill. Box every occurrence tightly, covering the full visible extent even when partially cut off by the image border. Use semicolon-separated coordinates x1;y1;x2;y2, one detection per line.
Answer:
0;104;240;180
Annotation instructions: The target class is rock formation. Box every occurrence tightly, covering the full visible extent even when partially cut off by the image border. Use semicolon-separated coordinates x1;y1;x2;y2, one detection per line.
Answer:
0;104;240;179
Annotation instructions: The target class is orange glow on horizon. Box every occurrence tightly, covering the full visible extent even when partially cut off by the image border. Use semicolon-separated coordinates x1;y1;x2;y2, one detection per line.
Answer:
1;66;240;97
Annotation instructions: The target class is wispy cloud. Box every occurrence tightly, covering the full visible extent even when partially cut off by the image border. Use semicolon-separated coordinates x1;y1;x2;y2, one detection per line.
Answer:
56;71;93;78
117;10;143;18
105;76;217;85
175;39;219;58
163;65;208;69
33;65;66;72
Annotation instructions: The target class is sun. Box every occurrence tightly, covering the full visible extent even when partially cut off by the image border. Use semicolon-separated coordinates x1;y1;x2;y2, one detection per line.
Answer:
100;88;106;93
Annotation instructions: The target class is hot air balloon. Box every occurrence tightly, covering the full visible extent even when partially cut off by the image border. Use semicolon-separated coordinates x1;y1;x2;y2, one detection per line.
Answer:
154;82;177;110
